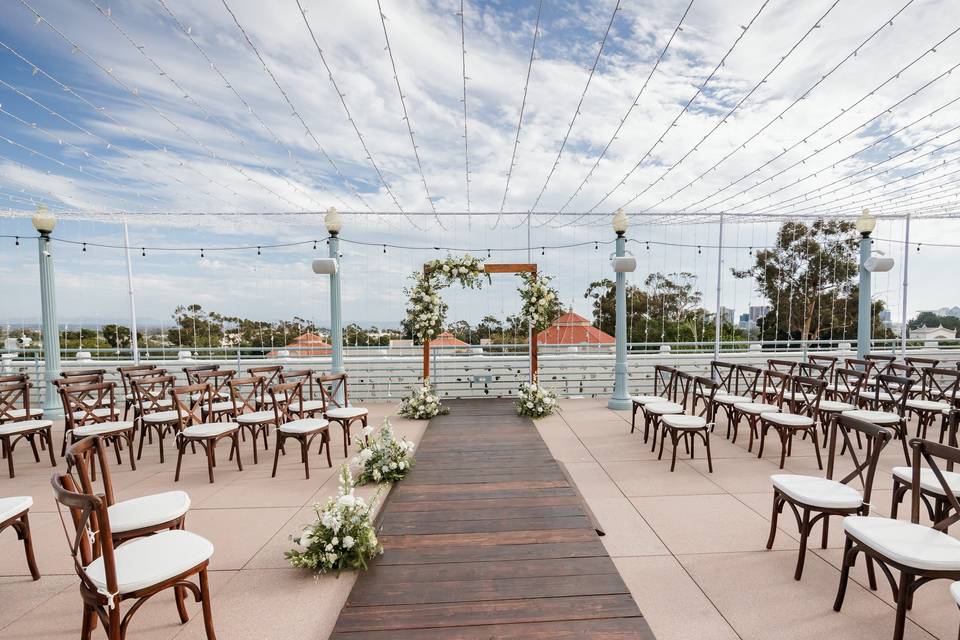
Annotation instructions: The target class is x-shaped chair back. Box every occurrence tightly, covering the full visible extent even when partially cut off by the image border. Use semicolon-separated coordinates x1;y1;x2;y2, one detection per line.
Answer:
908;438;960;531
652;366;677;401
171;383;212;428
826;414;892;505
905;356;940;373
116;364;157;397
760;370;789;405
183;364;220;385
796;361;829;380
766;359;797;375
317;373;351;411
833;368;866;403
865;354;896;377
280;370;315;401
844;357;875;378
789;375;825;416
132;375;176;417
192;369;236;400
922;367;960;407
672;371;694;408
268;382;302;423
733;364;761;397
872;374;913;414
709;361;736;392
0;378;31;421
62;382;116;430
889;362;920;388
808;354;838;379
228;376;264;415
248;366;283;389
65;435;117;508
54;374;104;390
694;376;719;420
61;368;107;379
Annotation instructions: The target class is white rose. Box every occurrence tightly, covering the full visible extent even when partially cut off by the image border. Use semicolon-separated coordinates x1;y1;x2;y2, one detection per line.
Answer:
337;495;356;508
362;425;374;436
381;465;389;472
390;462;398;470
526;402;534;408
342;535;355;549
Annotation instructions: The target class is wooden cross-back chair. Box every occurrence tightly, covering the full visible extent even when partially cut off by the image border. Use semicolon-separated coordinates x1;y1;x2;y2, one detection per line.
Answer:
796;361;829;381
816;368;865;448
890;408;960;524
713;364;761;439
844;358;876;389
768;413;891;582
1;493;40;580
766;359;797;376
730;369;788;449
247;366;283;408
0;378;55;478
889;362;922;398
846;374;915;464
192;370;237;423
228;376;277;464
693;361;735;415
658;376;716;473
0;374;42;423
172;383;242;483
864;353;896;375
808;354;838;379
65;435;190;543
905;356;940;373
317;373;369;458
642;370;692;453
757;375;825;470
61;368;108;379
905;367;960;442
61;381;136;471
269;381;332;479
183;364;220;385
50;472;217;640
835;438;960;640
131;375;178;463
630;364;677;435
116;365;158;420
279;369;324;419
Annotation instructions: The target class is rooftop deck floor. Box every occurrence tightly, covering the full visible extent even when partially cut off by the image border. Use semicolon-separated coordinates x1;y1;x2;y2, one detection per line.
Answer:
1;398;959;638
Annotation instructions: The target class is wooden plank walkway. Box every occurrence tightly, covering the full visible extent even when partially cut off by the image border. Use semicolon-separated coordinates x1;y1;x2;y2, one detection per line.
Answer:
331;398;654;639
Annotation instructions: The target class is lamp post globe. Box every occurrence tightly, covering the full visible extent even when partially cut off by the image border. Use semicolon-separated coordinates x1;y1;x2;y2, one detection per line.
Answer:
32;204;56;236
324;206;343;236
855;207;876;237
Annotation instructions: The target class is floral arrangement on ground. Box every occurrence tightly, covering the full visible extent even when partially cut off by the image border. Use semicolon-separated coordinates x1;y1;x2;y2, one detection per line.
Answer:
404;255;488;343
286;465;381;574
354;419;417;484
516;381;559;418
398;381;448;420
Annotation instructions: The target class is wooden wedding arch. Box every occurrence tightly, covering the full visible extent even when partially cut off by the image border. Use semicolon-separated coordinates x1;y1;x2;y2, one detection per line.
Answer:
422;262;538;381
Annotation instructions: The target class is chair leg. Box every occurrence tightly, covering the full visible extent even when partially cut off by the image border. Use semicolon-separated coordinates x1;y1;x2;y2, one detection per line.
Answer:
198;568;217;640
893;572;914;640
80;604;96;640
703;431;713;473
175;585;190;624
833;536;855;611
810;428;823;470
233;434;243;472
108;607;121;640
766;493;781;550
301;437;310;480
45;428;56;467
4;436;15;478
630;404;638;434
324;432;332;467
342;422;350;458
271;433;282;478
794;508;810;580
175;440;185;482
18;514;40;580
27;435;40;462
205;442;215;484
669;431;679;472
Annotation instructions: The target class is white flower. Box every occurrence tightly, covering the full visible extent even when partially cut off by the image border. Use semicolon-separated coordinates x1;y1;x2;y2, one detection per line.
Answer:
526;402;534;408
362;425;374;436
359;448;373;461
389;461;398;470
381;465;389;472
342;535;355;549
337;494;356;508
331;536;339;546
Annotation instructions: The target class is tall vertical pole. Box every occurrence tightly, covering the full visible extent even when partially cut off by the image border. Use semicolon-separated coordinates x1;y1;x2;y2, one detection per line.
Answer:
900;214;911;356
528;212;534;382
857;232;872;359
122;219;140;364
608;230;630;410
713;214;725;362
37;229;62;417
329;231;345;403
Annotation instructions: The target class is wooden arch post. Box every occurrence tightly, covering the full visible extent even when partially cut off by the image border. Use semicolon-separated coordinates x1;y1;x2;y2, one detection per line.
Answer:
422;263;538;382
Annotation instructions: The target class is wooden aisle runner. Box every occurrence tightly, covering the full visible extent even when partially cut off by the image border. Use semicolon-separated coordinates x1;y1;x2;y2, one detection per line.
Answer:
330;399;655;639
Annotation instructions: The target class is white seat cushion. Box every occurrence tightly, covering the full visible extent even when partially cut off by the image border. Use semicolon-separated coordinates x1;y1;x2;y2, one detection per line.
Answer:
843;515;960;571
108;491;191;533
207;401;238;413
289;400;324;413
892;466;960;497
858;390;897;403
772;474;863;509
714;394;753;405
632;395;665;405
763;412;814;427
819;400;856;412
72;407;118;420
0;419;53;435
661;414;707;429
73;421;134;437
142;410;178;424
4;408;42;420
906;399;952;412
236;410;276;424
181;422;239;438
279;418;330;434
325;406;368;420
85;529;213;594
734;402;779;415
644;402;684;415
841;409;901;425
0;496;32;522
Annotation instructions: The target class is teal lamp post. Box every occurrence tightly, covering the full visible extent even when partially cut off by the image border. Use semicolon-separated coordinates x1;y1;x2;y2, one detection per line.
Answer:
608;208;634;410
325;207;345;397
855;207;876;359
33;205;62;417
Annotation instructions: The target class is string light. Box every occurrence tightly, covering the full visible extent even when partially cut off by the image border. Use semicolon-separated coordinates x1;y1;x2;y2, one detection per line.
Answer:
141;247;145;257
15;236;19;246
82;242;86;252
457;0;471;216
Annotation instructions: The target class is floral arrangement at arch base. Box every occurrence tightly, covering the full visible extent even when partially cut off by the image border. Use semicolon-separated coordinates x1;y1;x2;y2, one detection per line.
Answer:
398;381;448;420
354;419;417;484
516;380;559;418
286;465;381;574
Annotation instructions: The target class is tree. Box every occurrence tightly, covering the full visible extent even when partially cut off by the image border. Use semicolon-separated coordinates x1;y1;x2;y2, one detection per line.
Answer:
447;320;473;343
103;324;132;349
908;312;960;331
475;315;503;341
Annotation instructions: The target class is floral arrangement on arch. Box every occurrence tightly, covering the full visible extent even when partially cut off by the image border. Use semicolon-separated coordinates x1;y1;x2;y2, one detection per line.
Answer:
518;272;558;332
398;381;448;420
404;255;488;343
516;381;559;418
286;465;381;574
354;420;417;484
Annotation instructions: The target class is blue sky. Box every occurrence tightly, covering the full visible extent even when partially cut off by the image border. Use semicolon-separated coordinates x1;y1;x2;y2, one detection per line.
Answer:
1;0;959;329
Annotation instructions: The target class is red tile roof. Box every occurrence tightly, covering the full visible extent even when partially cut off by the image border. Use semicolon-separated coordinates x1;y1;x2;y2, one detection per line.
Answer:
268;332;331;356
537;311;614;345
430;331;469;347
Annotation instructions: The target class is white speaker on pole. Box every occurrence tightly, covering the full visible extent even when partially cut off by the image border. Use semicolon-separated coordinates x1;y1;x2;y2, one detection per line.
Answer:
312;258;339;275
611;256;637;273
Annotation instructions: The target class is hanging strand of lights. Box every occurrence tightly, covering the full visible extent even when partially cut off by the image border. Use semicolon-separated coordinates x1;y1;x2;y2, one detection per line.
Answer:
653;1;933;212
376;0;441;227
497;0;544;225
86;0;309;211
577;0;773;220
615;0;843;212
549;0;695;221
219;0;374;212
156;0;352;211
526;0;622;214
0;149;123;212
458;0;472;217
0;47;243;207
295;0;414;228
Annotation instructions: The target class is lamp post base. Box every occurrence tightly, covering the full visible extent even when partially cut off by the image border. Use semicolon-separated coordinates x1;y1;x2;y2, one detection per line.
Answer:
607;396;632;411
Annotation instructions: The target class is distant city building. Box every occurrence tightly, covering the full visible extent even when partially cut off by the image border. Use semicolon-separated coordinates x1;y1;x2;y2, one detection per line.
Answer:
879;310;892;327
719;306;735;326
749;305;771;323
910;324;957;341
738;313;750;331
